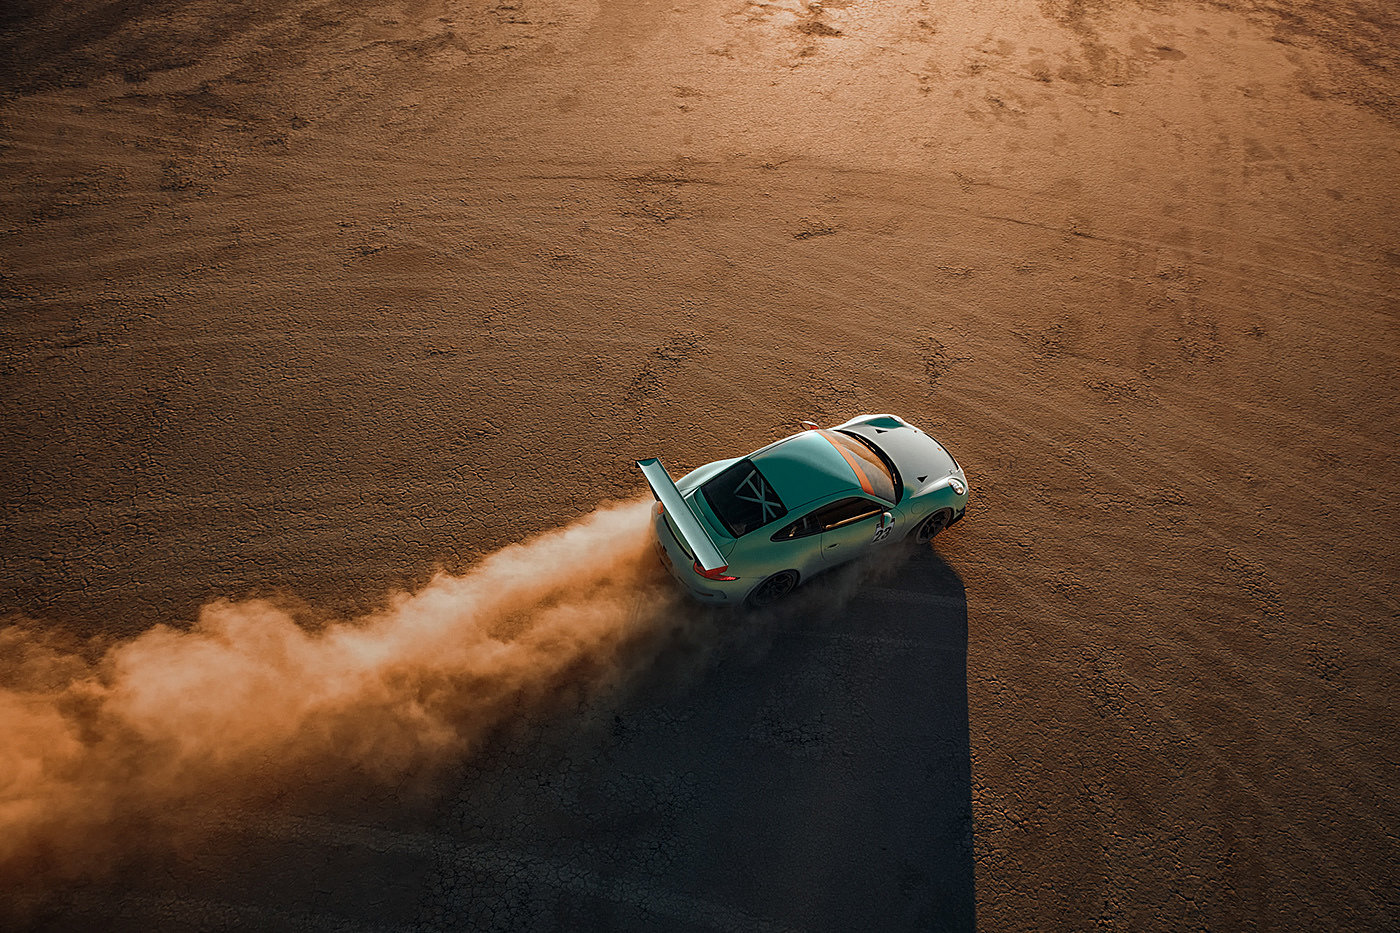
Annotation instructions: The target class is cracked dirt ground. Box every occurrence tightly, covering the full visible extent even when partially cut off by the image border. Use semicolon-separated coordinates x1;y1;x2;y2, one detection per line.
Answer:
1;0;1398;930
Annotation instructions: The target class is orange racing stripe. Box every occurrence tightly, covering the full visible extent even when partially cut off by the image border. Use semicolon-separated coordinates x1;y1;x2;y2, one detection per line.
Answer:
819;430;875;496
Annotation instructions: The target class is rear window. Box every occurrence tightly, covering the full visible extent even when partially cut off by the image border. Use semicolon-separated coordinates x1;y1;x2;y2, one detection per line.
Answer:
699;459;788;537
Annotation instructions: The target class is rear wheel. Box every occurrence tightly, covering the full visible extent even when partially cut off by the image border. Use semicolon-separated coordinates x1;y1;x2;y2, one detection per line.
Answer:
914;510;953;544
746;570;799;609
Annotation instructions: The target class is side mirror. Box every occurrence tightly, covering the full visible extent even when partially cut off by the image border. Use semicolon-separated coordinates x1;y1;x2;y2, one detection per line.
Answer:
880;511;893;528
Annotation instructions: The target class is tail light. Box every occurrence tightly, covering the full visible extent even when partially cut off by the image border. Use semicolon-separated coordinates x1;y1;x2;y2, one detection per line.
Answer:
693;561;738;581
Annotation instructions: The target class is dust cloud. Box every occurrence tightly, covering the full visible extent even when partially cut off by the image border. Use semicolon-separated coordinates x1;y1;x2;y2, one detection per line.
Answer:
0;498;689;879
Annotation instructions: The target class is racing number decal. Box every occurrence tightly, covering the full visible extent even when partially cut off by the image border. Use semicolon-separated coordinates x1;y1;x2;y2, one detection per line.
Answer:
871;524;892;543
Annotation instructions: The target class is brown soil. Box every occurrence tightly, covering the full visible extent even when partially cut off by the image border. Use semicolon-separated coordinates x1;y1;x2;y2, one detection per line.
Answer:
2;0;1397;929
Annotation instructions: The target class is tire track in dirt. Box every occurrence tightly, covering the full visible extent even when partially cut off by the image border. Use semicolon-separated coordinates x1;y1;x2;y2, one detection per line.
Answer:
966;557;1396;926
712;163;1400;302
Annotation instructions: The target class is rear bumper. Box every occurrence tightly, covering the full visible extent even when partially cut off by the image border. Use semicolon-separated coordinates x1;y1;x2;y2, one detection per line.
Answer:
652;511;743;604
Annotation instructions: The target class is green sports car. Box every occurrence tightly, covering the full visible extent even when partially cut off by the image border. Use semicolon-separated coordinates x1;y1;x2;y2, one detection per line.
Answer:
638;414;968;608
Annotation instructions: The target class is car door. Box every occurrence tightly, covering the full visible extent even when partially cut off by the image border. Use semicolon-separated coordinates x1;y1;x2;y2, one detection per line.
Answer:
816;496;890;570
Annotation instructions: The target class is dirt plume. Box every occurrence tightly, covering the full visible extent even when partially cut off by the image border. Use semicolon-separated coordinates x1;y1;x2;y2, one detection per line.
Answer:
0;498;684;880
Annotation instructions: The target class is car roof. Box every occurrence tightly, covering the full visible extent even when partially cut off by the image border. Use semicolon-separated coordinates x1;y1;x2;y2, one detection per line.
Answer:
749;430;866;513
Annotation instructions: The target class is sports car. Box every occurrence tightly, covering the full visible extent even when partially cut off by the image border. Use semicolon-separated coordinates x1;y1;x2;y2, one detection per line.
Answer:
637;414;968;608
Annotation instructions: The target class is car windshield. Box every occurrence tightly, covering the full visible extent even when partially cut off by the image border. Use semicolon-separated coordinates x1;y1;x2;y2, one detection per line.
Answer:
828;431;899;503
699;459;788;537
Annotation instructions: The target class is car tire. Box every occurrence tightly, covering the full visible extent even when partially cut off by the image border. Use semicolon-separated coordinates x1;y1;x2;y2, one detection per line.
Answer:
746;570;799;609
913;509;953;544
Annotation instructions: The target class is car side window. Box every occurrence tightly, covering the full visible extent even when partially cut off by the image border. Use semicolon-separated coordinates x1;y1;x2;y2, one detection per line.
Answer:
771;498;885;541
815;497;885;531
771;510;821;541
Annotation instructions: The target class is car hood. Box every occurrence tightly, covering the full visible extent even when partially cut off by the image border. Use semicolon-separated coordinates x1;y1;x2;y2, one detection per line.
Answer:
841;422;960;494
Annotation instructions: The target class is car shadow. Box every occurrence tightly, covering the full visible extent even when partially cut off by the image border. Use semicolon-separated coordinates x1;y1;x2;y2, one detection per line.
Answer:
410;543;974;932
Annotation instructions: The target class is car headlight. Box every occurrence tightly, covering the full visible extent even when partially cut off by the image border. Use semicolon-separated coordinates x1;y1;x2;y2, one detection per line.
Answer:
948;477;966;496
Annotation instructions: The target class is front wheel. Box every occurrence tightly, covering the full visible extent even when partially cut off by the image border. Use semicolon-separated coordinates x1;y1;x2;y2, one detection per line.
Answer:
746;570;799;609
913;510;953;545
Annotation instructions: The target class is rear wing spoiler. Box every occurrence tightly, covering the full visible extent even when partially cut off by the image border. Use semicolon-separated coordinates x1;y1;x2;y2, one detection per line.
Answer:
635;458;727;571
